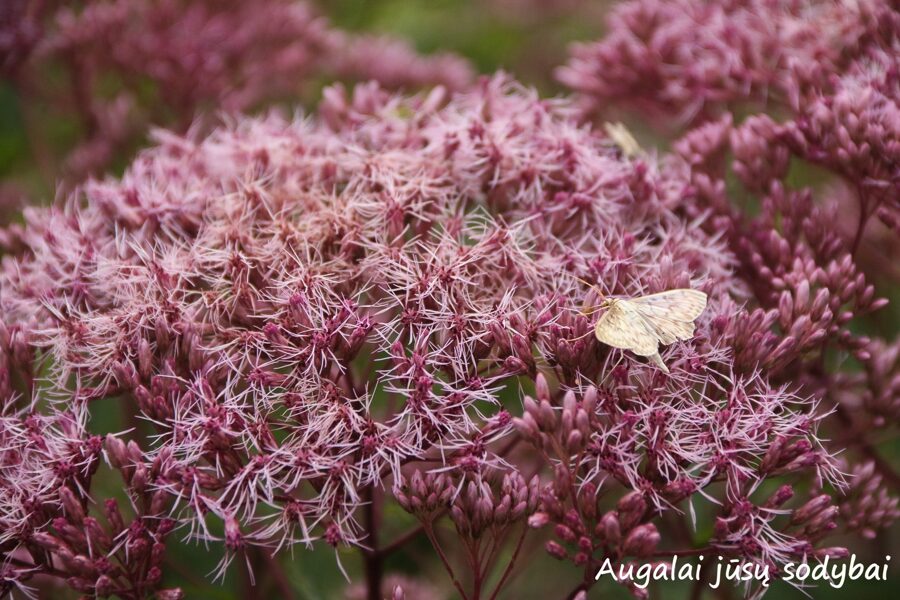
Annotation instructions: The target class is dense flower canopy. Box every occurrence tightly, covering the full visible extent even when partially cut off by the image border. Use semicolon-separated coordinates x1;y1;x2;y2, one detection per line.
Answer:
0;74;857;597
558;0;897;125
1;1;898;598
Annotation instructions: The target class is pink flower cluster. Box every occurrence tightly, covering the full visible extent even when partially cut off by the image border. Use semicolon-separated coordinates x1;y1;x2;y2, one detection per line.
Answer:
558;0;895;124
0;73;855;598
1;0;898;597
558;1;899;594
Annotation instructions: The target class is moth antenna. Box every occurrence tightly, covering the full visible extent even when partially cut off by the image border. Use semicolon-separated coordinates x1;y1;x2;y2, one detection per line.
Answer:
573;276;606;302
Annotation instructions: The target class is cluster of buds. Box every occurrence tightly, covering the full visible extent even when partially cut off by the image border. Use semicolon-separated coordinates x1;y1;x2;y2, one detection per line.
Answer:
783;49;900;207
837;461;900;539
535;488;660;566
394;471;455;521
447;471;540;539
395;466;539;600
0;412;181;598
835;337;900;425
730;115;792;191
28;489;181;599
676;121;888;375
757;434;825;479
513;376;595;457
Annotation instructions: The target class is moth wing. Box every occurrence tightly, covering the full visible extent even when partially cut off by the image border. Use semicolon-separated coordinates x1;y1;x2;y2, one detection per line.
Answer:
637;313;696;345
594;301;659;356
604;121;642;158
629;289;708;322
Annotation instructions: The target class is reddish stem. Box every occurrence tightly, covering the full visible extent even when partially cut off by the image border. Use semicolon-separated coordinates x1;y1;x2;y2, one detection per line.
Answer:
424;521;470;600
262;551;296;600
488;524;528;600
363;485;384;600
379;519;432;556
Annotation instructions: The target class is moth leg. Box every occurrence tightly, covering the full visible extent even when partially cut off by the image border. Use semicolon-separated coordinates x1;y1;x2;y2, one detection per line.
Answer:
574;277;606;317
562;329;595;343
579;303;603;318
647;352;669;373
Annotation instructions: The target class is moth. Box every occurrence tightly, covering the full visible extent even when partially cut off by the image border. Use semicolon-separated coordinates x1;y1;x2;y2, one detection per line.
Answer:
603;121;643;159
580;285;708;373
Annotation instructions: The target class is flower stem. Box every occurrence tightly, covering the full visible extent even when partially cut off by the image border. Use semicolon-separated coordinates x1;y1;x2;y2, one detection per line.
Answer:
363;485;383;600
488;524;528;600
424;521;469;600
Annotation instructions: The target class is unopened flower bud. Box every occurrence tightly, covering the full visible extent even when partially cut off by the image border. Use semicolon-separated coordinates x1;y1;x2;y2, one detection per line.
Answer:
545;540;568;560
791;494;832;525
623;523;660;557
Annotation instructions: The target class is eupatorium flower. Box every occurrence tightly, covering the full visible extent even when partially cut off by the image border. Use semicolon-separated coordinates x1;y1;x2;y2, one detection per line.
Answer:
557;6;899;598
0;73;855;598
558;0;895;124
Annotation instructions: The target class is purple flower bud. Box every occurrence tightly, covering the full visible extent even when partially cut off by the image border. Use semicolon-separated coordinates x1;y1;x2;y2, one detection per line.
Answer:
95;574;115;596
566;430;584;453
545;540;568;560
617;492;646;531
104;499;126;536
599;512;621;545
791;495;833;525
59;487;86;524
765;485;794;508
623;523;660;557
539;400;557;432
555;524;577;543
535;373;550;402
